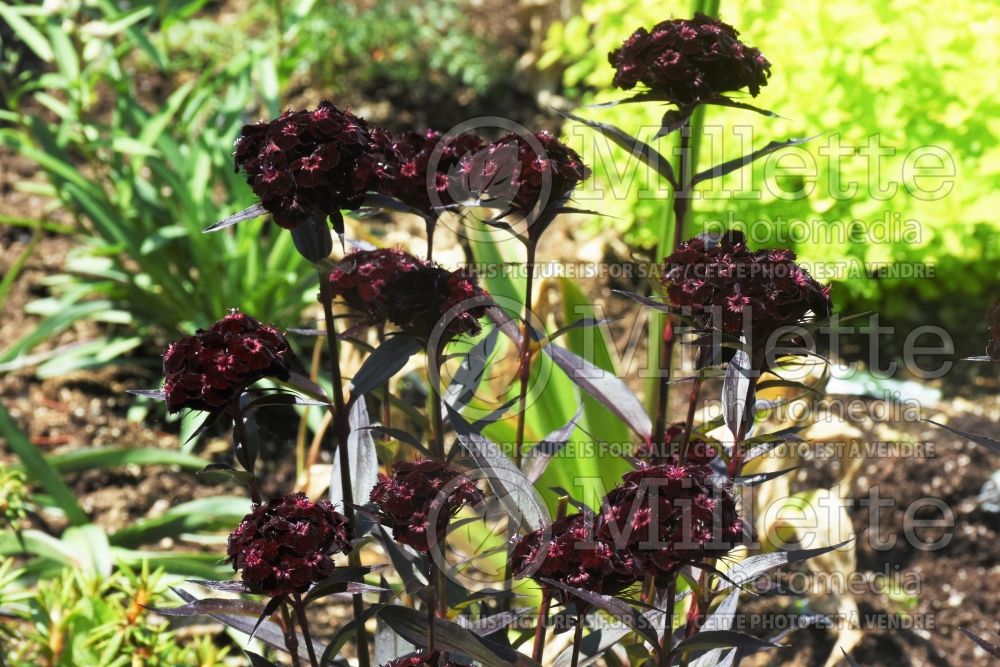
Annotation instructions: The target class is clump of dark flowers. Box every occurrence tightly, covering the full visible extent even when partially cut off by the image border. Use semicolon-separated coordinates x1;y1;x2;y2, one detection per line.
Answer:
380;652;460;667
226;493;352;596
988;298;1000;361
466;131;590;221
637;422;720;465
369;460;484;552
596;464;750;583
608;13;770;106
382;129;485;217
329;248;489;339
662;230;832;340
511;513;637;605
161;312;293;413
234;101;375;230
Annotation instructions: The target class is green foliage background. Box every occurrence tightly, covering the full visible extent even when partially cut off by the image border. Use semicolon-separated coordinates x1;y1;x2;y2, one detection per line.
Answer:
542;0;1000;366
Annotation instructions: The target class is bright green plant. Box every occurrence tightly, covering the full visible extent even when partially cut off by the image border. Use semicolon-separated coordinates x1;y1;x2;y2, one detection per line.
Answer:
0;561;229;667
542;0;1000;363
0;1;315;376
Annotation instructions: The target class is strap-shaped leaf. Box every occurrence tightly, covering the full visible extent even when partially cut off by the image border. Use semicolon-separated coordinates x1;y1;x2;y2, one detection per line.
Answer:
717;540;854;592
925;419;1000;455
349;335;422;401
691;136;816;187
202;203;267;232
540;579;660;649
447;404;550;532
378;605;539;667
557;109;676;188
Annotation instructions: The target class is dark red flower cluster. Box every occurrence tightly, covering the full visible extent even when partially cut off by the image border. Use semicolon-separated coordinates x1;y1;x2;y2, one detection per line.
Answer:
380;652;459;667
988;299;1000;361
511;513;637;604
161;312;292;413
226;493;352;596
662;230;832;338
234;101;375;230
637;422;720;465
382;129;485;217
596;464;749;582
609;13;771;106
369;459;484;552
466;131;589;219
329;248;489;339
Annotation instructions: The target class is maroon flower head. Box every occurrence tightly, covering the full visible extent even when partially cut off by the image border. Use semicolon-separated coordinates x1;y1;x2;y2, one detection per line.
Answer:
662;230;831;341
380;652;459;667
511;513;637;605
637;422;720;465
609;13;770;106
329;248;489;339
467;131;589;219
369;459;484;552
382;129;485;217
226;492;352;596
234;101;376;230
596;464;751;583
161;312;293;413
987;298;1000;361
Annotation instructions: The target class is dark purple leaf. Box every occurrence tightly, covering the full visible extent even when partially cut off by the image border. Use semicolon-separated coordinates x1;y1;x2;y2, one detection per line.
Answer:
304;566;378;602
447;404;549;532
245;651;279;667
734;466;798;487
372;525;427;595
841;648;863;667
706;97;781;118
523;406;583;483
539;579;660;650
349;335;422;401
283;370;330;403
458;608;535;636
925;419;1000;455
691;136;817;187
170;588;320;661
187;579;249;593
673;630;782;654
331;398;379;525
127;389;166;400
290;213;334;263
202;203;267;232
151;597;263;617
557;109;678;188
655;106;695;138
320;602;387;665
611;289;673;312
717;540;854;591
722;343;754;441
378;605;538;667
959;627;1000;657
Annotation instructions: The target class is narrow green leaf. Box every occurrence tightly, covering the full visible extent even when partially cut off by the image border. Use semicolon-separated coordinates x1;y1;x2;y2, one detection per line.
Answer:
0;404;88;525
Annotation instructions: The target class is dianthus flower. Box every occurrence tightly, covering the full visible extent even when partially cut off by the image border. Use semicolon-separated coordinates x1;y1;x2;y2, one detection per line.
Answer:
161;312;293;413
382;129;485;217
328;248;489;339
596;464;750;583
637;422;720;465
226;493;352;596
234;101;376;231
609;13;770;106
510;513;637;605
369;460;484;552
464;131;589;223
662;230;831;341
380;652;459;667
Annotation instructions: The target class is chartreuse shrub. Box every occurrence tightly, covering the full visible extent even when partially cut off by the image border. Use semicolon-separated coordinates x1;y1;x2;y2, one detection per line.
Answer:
541;0;1000;366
